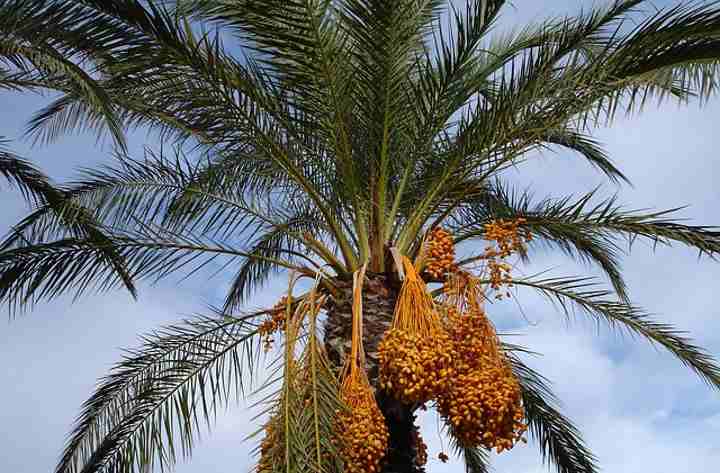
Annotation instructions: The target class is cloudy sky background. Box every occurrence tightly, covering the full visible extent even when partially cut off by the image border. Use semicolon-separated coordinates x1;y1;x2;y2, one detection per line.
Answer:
1;1;719;472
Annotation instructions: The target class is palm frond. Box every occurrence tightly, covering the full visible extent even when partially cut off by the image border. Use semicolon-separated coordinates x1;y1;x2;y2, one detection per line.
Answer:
223;216;325;313
511;274;720;391
0;0;131;148
451;184;720;301
0;137;56;205
535;129;630;185
1;147;296;245
254;281;342;473
391;1;660;242
0;140;136;307
290;295;343;472
412;0;720;211
0;141;353;314
386;0;510;246
55;310;264;473
508;354;598;473
0;225;313;312
0;68;52;91
17;0;360;268
446;425;491;473
340;0;451;262
77;151;293;237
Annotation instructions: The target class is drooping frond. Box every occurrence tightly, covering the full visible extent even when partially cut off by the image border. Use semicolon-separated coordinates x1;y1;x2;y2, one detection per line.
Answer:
446;424;491;473
1;147;311;244
0;137;57;205
449;185;626;301
510;274;720;391
0;0;130;147
0;140;136;308
223;215;326;313
534;130;630;185
0;225;315;312
449;184;720;301
254;279;343;473
55;310;264;473
509;354;598;473
0;145;347;312
288;292;343;472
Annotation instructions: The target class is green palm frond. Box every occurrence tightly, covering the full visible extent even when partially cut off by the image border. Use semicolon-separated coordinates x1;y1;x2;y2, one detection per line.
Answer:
15;0;359;265
0;137;56;205
461;446;491;473
69;150;299;238
255;281;343;473
511;274;720;391
290;297;343;472
534;130;630;185
13;1;342;225
386;0;510;245
450;184;720;301
0;0;130;148
446;425;491;473
509;354;598;473
7;0;720;276
173;0;343;90
415;1;720;209
0;69;50;91
223;216;326;313
55;310;264;473
0;225;314;311
0;145;350;312
0;140;136;307
392;1;661;241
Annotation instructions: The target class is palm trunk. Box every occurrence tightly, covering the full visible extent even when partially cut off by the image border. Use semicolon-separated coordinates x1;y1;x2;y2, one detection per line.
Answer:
324;273;425;473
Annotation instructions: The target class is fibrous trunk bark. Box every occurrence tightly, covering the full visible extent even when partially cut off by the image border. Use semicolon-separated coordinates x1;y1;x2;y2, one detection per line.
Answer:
324;273;425;473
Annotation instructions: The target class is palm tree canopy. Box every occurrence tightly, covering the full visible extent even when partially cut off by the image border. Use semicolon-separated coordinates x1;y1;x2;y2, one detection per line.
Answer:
1;1;720;473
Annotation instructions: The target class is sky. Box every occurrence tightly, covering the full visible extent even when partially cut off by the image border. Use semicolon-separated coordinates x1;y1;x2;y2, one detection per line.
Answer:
1;1;720;473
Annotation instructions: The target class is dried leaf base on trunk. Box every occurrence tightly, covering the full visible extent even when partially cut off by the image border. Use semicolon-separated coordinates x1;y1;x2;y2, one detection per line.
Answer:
324;273;425;473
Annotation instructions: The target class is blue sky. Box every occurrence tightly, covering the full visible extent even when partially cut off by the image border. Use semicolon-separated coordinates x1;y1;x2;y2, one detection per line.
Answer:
1;1;719;472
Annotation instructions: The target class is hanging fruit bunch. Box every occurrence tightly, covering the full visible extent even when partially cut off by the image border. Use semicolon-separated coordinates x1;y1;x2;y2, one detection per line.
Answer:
442;267;486;314
258;295;293;351
378;256;454;404
437;272;527;453
438;308;527;452
482;218;532;299
337;267;389;473
483;218;530;257
424;227;456;280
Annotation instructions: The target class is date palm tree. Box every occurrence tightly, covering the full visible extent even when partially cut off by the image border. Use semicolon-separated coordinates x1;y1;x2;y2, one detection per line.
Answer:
2;1;720;472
